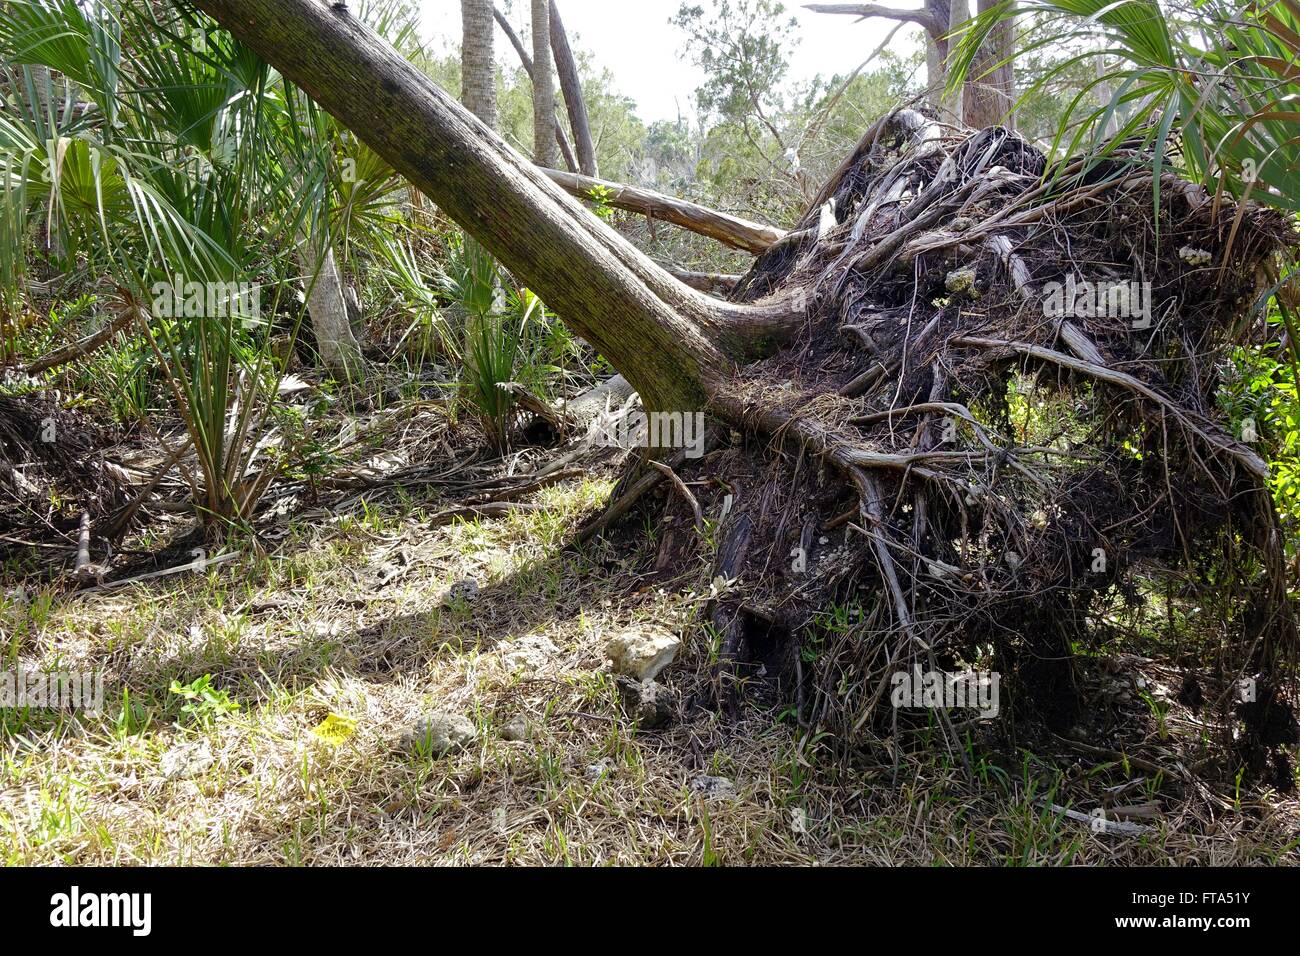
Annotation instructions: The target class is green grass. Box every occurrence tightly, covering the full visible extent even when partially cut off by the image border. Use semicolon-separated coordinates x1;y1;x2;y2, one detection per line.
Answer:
1;476;1297;865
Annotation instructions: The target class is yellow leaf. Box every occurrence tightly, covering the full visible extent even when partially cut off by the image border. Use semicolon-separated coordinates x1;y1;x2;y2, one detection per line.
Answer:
311;713;357;746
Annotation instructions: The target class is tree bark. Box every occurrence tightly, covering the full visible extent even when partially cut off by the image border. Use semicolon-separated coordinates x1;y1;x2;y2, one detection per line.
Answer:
297;233;364;380
943;0;969;123
461;0;497;128
492;5;578;172
530;0;557;168
193;0;791;414
549;1;597;177
925;0;950;108
963;0;1015;130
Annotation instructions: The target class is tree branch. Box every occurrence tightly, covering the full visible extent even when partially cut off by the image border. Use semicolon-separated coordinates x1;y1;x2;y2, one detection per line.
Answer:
541;167;786;253
803;3;940;34
24;305;137;375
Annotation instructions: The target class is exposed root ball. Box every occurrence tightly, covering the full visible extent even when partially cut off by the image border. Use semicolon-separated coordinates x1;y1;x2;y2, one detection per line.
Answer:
657;110;1298;770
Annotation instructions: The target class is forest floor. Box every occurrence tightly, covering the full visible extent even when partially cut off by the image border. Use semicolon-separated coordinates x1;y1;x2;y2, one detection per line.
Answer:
2;426;1299;866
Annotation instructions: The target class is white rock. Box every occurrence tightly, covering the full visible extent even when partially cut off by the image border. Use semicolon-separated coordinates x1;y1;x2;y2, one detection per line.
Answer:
690;775;737;801
401;712;477;757
160;741;214;779
499;634;558;671
606;627;680;682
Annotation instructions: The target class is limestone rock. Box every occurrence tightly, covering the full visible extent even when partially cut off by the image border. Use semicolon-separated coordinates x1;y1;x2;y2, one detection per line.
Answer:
401;712;476;757
606;627;679;682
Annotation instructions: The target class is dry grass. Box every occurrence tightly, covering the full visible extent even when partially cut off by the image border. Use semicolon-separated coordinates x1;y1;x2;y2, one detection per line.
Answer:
1;473;1298;865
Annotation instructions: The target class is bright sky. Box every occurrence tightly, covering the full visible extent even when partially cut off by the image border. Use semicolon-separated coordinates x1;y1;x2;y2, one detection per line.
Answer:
417;1;918;124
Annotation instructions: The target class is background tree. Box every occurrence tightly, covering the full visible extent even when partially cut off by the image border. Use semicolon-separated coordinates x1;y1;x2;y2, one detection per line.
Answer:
491;3;579;170
805;1;1016;128
549;0;598;176
529;0;556;167
461;0;498;127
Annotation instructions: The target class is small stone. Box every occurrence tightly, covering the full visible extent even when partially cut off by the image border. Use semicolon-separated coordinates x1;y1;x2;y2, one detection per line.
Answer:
617;677;678;729
690;775;737;801
443;579;480;605
586;757;615;781
401;712;477;757
606;627;680;682
1178;245;1212;266
500;715;530;741
944;267;980;297
499;634;558;671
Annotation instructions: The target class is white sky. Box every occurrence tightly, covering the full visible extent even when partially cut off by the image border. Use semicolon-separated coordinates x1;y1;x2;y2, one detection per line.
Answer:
417;1;917;124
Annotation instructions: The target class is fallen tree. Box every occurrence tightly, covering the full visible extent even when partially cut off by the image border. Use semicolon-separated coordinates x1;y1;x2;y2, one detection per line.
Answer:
194;0;1298;771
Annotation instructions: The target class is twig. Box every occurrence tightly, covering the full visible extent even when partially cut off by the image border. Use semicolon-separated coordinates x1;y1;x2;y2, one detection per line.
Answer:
649;459;704;531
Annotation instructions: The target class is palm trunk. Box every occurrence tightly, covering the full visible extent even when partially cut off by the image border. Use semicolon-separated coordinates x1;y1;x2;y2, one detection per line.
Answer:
297;232;363;380
461;0;497;128
530;0;557;168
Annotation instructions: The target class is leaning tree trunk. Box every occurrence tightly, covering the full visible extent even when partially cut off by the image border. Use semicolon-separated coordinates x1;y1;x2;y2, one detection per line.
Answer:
195;0;1297;764
549;0;597;177
192;0;790;415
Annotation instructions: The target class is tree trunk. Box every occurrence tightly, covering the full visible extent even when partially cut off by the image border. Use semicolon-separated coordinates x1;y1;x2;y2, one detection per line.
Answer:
530;0;557;168
297;232;363;380
943;0;969;123
963;0;1015;130
549;0;597;177
461;0;497;128
924;0;950;110
492;4;578;172
193;0;790;415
